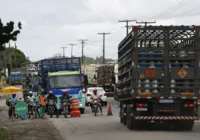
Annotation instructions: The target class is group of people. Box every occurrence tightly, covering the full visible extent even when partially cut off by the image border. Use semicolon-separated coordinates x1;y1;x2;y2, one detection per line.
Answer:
6;89;72;119
6;88;103;119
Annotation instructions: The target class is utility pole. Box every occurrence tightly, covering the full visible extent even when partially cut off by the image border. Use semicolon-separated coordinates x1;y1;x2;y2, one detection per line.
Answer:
60;46;67;57
14;43;17;68
68;44;76;57
78;39;88;64
97;32;111;90
97;32;111;64
136;20;156;26
3;44;7;76
118;19;137;35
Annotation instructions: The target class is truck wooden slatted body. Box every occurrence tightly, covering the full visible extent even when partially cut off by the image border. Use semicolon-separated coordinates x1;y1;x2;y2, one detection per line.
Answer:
97;65;114;92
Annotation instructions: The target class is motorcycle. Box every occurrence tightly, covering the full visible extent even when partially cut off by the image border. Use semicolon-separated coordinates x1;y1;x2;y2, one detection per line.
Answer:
61;101;68;118
60;97;72;117
31;98;40;118
93;99;99;116
47;99;59;118
8;98;22;121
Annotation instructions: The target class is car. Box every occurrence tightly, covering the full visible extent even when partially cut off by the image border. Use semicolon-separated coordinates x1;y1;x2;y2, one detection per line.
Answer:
105;92;113;97
85;87;107;106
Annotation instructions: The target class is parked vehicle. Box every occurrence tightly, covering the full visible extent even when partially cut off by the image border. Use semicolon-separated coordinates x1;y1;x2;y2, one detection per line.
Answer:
85;87;107;106
117;25;200;130
9;72;23;85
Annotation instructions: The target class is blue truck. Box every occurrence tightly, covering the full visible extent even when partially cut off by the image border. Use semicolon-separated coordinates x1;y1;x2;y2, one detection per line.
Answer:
9;72;23;85
40;57;86;114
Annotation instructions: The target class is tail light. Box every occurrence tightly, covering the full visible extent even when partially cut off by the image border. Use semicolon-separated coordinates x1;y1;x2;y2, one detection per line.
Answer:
86;94;91;97
136;103;147;107
184;103;195;107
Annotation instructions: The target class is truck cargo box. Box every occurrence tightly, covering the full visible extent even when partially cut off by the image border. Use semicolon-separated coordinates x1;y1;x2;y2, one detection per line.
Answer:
117;25;200;100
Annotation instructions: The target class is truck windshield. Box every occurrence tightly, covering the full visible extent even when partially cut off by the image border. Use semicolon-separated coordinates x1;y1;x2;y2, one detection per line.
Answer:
49;75;81;89
11;74;22;77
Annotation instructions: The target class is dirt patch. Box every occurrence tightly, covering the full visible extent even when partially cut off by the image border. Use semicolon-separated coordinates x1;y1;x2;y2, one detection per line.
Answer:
0;106;64;140
0;128;10;140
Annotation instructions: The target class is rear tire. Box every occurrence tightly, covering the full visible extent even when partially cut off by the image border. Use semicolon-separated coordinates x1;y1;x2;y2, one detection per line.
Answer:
173;120;194;131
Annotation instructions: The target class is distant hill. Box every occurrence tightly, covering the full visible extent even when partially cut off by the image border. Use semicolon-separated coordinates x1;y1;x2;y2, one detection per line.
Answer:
83;56;115;64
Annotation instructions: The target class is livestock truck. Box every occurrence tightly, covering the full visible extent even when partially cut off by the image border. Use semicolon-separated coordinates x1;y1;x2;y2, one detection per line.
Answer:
97;65;115;92
117;25;200;130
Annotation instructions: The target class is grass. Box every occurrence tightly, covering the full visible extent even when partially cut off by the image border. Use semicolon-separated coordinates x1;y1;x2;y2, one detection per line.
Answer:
0;128;10;140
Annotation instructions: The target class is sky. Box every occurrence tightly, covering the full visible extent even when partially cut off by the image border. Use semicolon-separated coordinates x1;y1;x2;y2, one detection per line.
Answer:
1;0;200;61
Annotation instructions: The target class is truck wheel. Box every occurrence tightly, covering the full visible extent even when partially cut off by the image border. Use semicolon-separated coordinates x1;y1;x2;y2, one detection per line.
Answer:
123;105;127;125
173;120;194;131
182;120;194;131
126;104;137;130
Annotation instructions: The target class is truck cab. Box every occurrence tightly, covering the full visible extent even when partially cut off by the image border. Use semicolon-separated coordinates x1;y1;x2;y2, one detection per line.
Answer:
48;71;85;114
40;57;85;114
9;72;22;85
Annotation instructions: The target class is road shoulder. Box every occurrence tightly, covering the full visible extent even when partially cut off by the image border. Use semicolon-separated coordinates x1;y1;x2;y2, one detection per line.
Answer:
0;102;64;140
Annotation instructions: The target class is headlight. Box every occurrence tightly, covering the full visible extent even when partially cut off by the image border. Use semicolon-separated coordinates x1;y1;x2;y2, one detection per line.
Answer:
79;104;83;107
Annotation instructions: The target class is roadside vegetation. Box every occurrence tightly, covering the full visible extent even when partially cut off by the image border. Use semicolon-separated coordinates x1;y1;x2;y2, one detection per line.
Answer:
0;128;10;140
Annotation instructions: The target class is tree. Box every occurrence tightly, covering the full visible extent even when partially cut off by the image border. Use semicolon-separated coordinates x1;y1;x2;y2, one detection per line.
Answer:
0;47;29;68
0;19;22;51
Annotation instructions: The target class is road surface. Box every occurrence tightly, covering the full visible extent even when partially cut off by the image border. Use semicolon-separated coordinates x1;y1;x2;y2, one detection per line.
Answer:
49;98;200;140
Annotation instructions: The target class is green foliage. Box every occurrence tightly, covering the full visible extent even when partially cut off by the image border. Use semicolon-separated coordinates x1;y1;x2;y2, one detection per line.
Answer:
0;19;22;51
83;56;114;64
0;47;29;68
0;128;10;140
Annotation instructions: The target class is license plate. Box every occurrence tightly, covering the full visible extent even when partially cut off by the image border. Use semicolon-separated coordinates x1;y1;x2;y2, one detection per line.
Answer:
136;108;147;111
159;99;174;103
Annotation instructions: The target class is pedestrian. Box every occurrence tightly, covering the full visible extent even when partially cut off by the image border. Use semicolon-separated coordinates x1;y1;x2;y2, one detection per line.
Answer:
39;91;46;118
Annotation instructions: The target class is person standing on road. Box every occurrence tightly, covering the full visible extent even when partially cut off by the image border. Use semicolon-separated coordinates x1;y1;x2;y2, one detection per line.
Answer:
39;91;46;118
90;89;103;115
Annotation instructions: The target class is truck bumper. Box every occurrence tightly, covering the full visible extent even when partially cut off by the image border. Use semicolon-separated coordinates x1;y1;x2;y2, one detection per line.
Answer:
134;116;199;120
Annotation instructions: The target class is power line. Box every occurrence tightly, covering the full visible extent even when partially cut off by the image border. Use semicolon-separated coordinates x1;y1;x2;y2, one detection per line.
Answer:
170;4;200;18
150;0;192;19
68;43;76;57
118;19;137;35
78;39;88;64
60;46;67;57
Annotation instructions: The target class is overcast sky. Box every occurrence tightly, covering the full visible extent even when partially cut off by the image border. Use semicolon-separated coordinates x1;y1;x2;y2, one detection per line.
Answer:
1;0;200;61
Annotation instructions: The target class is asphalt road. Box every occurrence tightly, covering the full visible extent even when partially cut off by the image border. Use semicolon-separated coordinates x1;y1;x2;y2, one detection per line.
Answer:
49;97;200;140
2;86;200;140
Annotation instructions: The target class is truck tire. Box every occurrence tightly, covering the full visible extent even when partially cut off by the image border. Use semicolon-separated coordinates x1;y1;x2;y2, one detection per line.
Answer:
122;104;127;125
126;104;135;130
173;120;194;131
126;104;140;130
120;102;127;125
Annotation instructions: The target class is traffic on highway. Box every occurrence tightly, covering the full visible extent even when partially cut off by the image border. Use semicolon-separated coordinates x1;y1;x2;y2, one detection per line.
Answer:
1;1;200;140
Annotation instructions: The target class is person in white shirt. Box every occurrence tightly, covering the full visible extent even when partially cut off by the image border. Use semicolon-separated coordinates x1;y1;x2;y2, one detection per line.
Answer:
90;88;103;114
